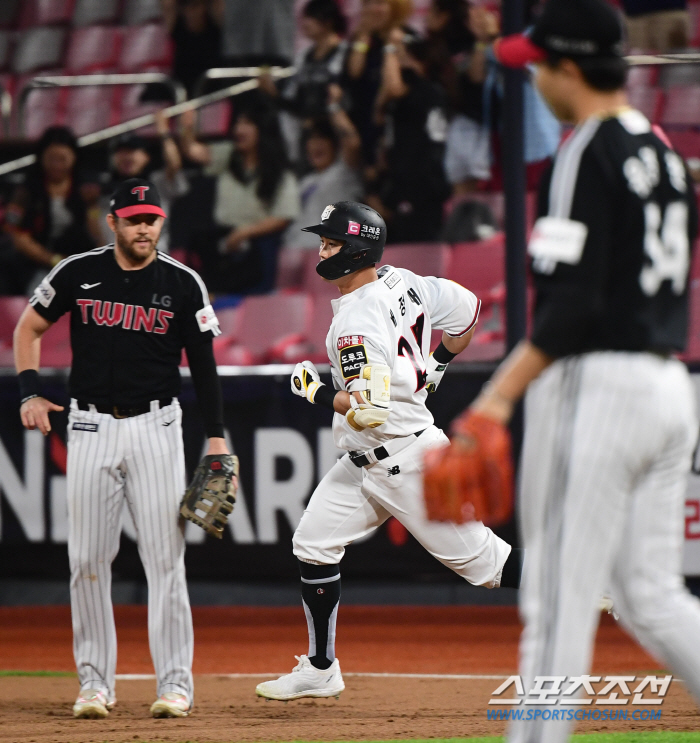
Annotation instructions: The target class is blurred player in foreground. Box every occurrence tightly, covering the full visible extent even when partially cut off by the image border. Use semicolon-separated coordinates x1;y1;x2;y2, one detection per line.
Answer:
424;0;700;740
255;200;522;701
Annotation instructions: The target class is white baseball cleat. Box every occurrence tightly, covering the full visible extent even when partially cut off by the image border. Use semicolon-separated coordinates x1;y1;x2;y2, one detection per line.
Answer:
73;688;115;719
256;655;345;701
150;692;192;718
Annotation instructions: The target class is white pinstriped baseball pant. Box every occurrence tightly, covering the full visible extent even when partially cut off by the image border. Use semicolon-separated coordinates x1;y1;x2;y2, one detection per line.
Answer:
66;398;193;702
510;352;700;743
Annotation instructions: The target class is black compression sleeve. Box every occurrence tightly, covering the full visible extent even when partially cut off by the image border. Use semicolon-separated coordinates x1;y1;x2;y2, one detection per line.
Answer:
432;341;457;365
186;341;225;439
313;385;337;410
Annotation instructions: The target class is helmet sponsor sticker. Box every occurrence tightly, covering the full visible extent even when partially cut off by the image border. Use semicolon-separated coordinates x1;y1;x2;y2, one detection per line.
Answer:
347;221;361;235
339;343;368;380
321;204;335;221
361;224;381;240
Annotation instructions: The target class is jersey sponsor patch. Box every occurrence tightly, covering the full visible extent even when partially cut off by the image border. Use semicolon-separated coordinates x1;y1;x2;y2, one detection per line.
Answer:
72;422;98;432
337;334;364;350
384;272;400;289
528;216;588;270
339;343;368;380
195;304;220;334
33;278;56;308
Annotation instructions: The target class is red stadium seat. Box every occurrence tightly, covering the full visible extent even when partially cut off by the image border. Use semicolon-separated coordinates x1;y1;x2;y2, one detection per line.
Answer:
666;129;700;160
197;100;232;137
64;86;116;136
216;293;313;365
22;85;63;139
270;295;334;364
72;0;120;27
118;24;172;72
275;247;307;289
627;86;663;124
65;26;122;73
0;296;28;346
681;243;700;362
123;0;163;26
17;0;74;29
661;85;700;126
626;64;658;90
380;243;451;277
449;233;505;292
12;27;66;74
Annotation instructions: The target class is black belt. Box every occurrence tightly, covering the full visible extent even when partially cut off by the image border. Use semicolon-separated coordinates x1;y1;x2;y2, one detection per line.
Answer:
77;398;172;419
349;429;425;468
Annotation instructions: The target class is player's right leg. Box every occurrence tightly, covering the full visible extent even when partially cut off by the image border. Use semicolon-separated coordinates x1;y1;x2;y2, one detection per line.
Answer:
255;455;390;701
609;359;700;703
66;401;125;717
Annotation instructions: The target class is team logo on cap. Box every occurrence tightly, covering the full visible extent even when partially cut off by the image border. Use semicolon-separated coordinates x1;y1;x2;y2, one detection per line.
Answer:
321;204;335;221
347;221;361;235
131;185;150;201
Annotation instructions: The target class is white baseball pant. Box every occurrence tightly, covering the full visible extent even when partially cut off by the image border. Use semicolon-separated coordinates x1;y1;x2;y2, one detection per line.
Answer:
293;425;511;587
66;398;193;702
510;352;700;743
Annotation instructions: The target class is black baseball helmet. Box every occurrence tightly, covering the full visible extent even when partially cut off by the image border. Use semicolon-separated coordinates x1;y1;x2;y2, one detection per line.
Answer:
302;201;387;281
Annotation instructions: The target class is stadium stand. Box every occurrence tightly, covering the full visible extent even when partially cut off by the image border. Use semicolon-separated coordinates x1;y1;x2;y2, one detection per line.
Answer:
72;0;120;27
65;25;123;73
13;26;66;74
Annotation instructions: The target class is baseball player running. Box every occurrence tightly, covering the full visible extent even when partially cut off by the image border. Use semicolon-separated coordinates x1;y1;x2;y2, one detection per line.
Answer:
255;201;522;701
426;1;700;741
13;178;229;719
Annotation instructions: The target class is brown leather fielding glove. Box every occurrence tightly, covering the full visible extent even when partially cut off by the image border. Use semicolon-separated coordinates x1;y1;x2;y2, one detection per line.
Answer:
179;454;239;538
423;411;513;526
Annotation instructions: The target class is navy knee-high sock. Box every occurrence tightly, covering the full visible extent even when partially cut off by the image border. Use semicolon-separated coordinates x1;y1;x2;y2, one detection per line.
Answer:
299;560;341;670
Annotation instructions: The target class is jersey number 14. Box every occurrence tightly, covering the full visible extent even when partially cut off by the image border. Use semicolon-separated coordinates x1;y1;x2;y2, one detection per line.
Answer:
640;201;689;297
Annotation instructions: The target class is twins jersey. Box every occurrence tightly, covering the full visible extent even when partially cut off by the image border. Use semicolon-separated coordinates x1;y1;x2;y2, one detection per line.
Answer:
326;266;480;451
29;245;221;405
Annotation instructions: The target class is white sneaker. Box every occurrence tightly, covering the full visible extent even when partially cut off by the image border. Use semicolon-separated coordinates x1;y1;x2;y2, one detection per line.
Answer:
256;655;345;701
150;692;192;718
73;689;115;719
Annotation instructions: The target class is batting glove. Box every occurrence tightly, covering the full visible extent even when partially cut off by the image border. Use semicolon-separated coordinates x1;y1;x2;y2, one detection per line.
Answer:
425;354;449;393
291;361;325;403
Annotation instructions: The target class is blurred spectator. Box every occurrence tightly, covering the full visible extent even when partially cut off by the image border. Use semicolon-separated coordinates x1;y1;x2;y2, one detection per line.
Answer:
284;87;363;249
429;1;496;194
180;95;300;293
221;0;294;66
259;0;348;162
162;0;223;97
94;112;189;252
368;33;450;243
621;0;690;51
2;127;97;293
343;0;415;167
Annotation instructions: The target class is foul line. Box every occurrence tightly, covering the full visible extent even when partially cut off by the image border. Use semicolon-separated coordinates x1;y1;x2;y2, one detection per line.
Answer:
115;672;509;681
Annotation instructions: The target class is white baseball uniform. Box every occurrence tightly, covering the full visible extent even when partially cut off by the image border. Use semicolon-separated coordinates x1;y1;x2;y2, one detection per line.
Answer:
293;266;511;587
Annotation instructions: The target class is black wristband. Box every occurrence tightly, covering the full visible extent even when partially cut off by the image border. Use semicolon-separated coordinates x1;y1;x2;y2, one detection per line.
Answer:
313;384;337;410
18;369;40;403
432;342;457;365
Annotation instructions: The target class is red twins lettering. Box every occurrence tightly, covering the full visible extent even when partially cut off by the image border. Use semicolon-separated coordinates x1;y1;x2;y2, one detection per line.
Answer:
76;299;174;334
131;185;150;201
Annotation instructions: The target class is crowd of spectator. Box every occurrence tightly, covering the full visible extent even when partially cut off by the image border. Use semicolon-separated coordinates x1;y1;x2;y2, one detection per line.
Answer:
0;0;565;298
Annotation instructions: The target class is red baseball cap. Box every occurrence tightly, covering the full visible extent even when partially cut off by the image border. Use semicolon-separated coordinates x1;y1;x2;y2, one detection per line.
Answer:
110;177;167;219
494;0;624;69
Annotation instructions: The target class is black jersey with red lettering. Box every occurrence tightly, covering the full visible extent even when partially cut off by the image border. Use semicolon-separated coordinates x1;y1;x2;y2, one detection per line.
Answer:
29;245;221;405
529;108;698;357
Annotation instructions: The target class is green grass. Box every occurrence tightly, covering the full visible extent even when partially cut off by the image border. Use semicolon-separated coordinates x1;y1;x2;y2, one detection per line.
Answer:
0;669;75;677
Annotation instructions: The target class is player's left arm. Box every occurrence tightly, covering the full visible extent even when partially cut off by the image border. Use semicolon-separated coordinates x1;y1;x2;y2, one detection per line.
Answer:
181;281;229;455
